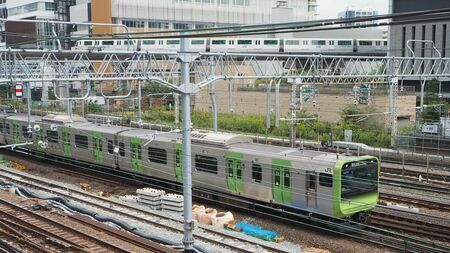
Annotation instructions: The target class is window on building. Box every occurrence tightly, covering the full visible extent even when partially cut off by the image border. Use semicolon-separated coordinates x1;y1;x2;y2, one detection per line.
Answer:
319;173;333;187
122;20;145;28
75;135;89;149
443;24;447;57
195;24;210;29
233;0;249;6
402;26;406;57
195;155;217;174
174;23;190;30
252;163;262;183
148;147;167;164
47;130;59;143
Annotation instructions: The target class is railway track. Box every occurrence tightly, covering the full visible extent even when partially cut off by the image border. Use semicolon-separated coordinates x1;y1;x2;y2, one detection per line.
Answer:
1;156;450;253
0;165;291;253
379;193;450;212
371;207;450;242
0;198;175;253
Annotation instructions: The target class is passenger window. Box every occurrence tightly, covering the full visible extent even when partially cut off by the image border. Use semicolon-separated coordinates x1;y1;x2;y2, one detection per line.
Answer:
284;170;290;188
148;147;167;164
22;126;29;137
252;163;262;183
107;140;114;154
75;135;89;149
237;163;243;179
308;173;316;190
227;160;233;177
119;142;125;156
319;173;333;187
195;155;218;174
274;169;281;186
47;130;59;143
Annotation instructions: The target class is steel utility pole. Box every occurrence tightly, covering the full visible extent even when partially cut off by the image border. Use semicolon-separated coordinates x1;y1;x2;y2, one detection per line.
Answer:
180;33;195;252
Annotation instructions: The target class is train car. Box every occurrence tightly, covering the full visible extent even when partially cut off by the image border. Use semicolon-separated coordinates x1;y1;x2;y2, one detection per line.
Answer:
356;39;388;55
1;113;380;221
73;37;387;55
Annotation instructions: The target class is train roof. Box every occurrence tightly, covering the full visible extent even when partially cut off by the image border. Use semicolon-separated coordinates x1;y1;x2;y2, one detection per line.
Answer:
231;142;369;166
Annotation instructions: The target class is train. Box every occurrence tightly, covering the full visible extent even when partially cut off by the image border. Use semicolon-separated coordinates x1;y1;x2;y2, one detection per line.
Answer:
73;38;388;55
0;113;379;221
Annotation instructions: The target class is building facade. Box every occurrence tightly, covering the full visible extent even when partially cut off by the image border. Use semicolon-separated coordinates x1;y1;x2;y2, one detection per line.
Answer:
389;0;450;58
5;0;57;49
70;0;317;35
338;8;379;27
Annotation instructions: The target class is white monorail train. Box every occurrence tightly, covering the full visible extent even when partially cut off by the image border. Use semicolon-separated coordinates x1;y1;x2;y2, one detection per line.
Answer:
73;38;388;55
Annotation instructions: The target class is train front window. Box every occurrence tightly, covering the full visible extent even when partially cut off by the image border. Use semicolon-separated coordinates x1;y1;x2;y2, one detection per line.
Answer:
341;159;378;198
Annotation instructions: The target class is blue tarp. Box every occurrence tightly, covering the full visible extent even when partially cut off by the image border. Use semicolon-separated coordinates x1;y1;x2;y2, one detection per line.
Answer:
235;221;279;241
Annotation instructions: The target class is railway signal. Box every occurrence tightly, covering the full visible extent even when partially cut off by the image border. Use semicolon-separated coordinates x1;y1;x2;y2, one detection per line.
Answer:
15;83;23;98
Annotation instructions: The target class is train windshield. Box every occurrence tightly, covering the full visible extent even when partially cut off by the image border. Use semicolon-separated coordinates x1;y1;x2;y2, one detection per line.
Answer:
341;159;378;199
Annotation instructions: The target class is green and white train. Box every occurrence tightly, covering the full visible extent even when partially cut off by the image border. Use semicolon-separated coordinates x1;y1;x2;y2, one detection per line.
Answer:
0;113;379;220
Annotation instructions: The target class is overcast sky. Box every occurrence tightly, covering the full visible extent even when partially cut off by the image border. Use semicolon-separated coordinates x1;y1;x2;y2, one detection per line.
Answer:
317;0;389;19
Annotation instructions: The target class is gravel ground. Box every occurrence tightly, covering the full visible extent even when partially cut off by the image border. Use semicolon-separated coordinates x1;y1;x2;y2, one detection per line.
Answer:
1;152;395;253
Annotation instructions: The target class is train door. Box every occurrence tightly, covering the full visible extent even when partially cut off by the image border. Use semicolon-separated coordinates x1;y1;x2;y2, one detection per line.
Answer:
226;152;244;194
174;143;183;180
62;127;71;157
12;121;20;144
272;159;292;205
93;132;103;163
306;171;317;209
130;137;143;172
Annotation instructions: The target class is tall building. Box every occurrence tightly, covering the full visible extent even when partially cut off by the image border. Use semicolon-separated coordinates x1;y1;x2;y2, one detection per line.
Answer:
338;8;379;27
0;0;7;48
5;0;57;49
389;0;449;58
70;0;317;36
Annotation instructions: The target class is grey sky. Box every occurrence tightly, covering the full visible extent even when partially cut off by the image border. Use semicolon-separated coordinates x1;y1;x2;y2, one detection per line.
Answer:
317;0;389;19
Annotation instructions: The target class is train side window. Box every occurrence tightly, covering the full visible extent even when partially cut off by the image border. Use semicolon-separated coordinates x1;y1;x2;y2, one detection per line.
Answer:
47;130;59;143
212;40;226;45
119;142;125;156
284;170;291;188
84;41;93;46
22;126;28;137
308;173;317;190
264;40;278;45
191;40;205;45
319;173;333;187
148;147;167;164
107;140;114;154
195;155;217;174
285;40;299;46
237;40;252;45
5;124;10;134
252;163;262;183
274;169;281;186
75;134;89;149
